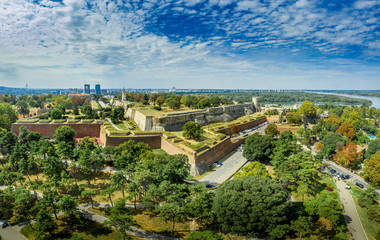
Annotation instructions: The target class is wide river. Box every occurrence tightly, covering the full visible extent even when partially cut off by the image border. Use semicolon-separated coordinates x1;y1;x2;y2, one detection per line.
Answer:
310;91;380;109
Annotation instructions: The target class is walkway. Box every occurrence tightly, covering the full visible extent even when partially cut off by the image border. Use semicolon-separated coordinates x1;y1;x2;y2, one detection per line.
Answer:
106;118;125;131
336;180;368;240
199;150;248;186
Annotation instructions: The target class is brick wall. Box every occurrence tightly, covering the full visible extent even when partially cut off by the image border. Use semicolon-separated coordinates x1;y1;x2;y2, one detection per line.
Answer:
11;123;101;138
194;138;233;166
161;139;195;164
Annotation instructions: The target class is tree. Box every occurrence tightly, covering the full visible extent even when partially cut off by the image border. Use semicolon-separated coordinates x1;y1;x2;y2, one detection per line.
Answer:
333;142;362;169
50;108;62;119
321;133;344;156
243;134;273;162
183;121;203;140
287;112;303;125
104;198;135;240
54;126;76;144
363;152;380;188
265;124;279;138
315;142;324;153
0;102;18;130
300;101;317;118
82;189;96;208
35;209;57;239
110;107;125;124
234;161;269;178
16;100;30;117
186;184;215;226
184;231;224;240
156;202;187;233
291;216;313;240
110;171;128;197
167;100;180;110
365;138;380;159
58;195;78;216
213;176;289;235
336;122;355;141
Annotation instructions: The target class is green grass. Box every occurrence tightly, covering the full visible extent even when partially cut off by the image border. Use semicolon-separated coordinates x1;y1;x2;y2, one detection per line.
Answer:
347;182;380;240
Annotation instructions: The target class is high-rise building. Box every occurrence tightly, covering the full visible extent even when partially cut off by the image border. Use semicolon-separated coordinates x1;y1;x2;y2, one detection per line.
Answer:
95;84;101;95
84;84;90;94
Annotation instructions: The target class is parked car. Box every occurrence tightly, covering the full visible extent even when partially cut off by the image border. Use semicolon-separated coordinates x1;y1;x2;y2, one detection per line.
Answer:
342;174;350;179
345;185;351;189
355;182;364;188
205;184;216;189
1;221;8;228
215;161;223;166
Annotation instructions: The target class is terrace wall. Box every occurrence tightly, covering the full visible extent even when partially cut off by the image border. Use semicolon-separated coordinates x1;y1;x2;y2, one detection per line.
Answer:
11;122;101;138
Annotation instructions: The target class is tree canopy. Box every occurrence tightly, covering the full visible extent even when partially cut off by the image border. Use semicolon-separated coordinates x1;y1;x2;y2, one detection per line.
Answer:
182;121;203;140
213;176;289;236
243;134;273;162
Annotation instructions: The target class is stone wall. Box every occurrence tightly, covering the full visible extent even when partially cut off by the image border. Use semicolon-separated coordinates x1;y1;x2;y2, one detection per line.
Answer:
11;123;101;138
99;126;162;148
132;102;258;132
217;116;267;135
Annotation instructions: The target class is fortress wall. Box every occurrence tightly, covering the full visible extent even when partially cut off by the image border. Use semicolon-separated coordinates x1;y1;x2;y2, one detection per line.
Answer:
134;110;152;131
217;116;267;135
11;123;101;138
150;103;257;131
161;139;195;164
194;137;233;167
100;125;161;148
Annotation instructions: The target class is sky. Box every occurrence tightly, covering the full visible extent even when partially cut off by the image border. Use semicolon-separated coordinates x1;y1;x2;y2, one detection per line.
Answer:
0;0;379;90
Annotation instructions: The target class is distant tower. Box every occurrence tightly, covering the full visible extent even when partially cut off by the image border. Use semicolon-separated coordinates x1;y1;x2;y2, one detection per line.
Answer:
84;84;90;94
252;97;260;111
95;83;101;95
122;88;126;101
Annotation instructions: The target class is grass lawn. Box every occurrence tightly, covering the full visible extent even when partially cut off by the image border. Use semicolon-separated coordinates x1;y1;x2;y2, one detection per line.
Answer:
152;149;167;154
20;213;142;240
89;207;192;238
347;182;380;240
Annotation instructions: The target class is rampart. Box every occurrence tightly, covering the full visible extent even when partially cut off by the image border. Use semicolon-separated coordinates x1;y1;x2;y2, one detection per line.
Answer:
11;121;101;138
215;116;267;135
129;102;258;131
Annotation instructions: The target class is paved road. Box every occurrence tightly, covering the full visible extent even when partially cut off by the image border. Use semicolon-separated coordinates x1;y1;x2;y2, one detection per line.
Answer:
199;150;248;186
324;160;380;199
335;180;368;240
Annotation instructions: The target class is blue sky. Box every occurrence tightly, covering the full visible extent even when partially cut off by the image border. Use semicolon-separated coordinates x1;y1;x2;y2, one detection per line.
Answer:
0;0;379;89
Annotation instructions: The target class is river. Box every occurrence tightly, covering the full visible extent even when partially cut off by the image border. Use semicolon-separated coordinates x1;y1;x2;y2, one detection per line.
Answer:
310;91;380;109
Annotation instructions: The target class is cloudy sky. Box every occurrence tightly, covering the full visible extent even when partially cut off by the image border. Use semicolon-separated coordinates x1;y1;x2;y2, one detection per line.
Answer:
0;0;379;89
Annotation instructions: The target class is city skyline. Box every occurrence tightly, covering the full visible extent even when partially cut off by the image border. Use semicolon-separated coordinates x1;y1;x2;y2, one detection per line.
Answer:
0;0;379;89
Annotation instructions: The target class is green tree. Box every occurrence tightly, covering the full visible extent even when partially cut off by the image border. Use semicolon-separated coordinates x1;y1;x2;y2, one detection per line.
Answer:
110;171;128;198
234;161;269;178
287;112;303;125
213;176;289;235
0;102;18;130
54;126;76;144
110;107;125;124
16;100;30;117
50;108;62;119
321;132;344;156
365;138;380;159
243;134;273;162
265;124;279;138
58;195;78;216
35;209;57;239
182;121;203;140
363;152;380;187
81;189;96;208
186;184;215;226
156;202;186;233
300;101;317;118
291;216;314;239
104;198;135;240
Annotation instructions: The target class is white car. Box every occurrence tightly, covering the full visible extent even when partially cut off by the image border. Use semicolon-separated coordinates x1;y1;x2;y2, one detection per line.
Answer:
345;185;351;189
